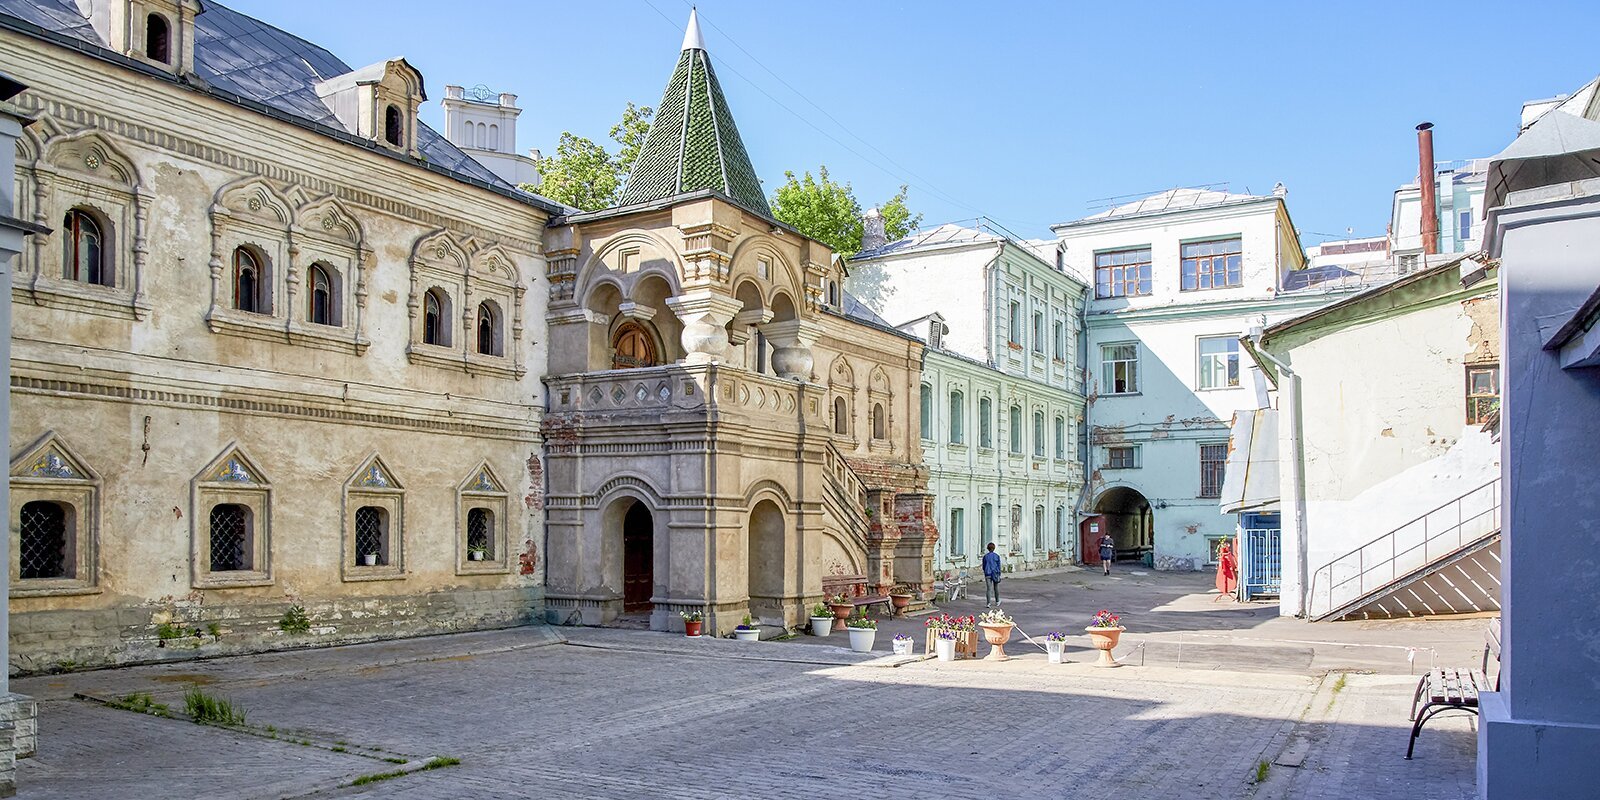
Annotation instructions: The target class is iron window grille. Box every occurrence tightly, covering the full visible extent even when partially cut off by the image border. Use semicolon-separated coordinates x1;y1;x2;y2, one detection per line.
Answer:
209;504;249;572
355;506;387;566
1199;443;1229;498
19;500;69;580
467;507;492;557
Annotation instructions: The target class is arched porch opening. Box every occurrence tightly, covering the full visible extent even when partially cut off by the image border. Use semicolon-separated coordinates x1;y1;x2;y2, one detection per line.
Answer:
602;497;654;613
1092;486;1154;560
747;499;786;622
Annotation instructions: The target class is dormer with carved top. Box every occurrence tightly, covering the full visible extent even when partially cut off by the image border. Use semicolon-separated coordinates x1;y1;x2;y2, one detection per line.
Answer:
315;59;426;158
75;0;202;75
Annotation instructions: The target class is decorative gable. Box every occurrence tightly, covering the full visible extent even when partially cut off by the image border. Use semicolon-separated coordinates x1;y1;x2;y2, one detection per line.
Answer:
349;454;403;491
10;432;98;483
459;462;506;495
195;445;268;486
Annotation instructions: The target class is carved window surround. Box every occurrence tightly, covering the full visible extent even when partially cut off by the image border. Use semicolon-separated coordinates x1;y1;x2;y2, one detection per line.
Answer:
190;445;274;589
406;231;526;380
456;462;511;576
9;432;101;598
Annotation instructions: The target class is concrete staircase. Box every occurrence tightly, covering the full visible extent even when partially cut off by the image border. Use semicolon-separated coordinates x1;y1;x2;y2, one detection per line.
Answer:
1309;479;1501;622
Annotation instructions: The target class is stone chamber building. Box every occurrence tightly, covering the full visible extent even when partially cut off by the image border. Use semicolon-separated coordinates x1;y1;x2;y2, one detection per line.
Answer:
0;0;938;674
539;15;935;635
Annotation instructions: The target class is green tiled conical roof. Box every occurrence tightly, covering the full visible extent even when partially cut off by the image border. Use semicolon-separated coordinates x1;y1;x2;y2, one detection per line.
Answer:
619;12;771;216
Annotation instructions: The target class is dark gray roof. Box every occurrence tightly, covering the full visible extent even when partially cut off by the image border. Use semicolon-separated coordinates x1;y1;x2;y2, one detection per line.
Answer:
840;290;891;328
0;0;559;209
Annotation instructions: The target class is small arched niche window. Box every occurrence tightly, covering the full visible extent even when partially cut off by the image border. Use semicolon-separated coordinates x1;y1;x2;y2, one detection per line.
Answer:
146;13;170;64
466;507;493;560
384;105;404;147
832;396;848;436
62;208;109;286
19;500;72;580
423;287;451;347
208;503;252;572
611;321;658;369
354;505;389;566
308;263;334;326
233;246;268;314
871;403;886;441
826;280;840;308
476;301;502;356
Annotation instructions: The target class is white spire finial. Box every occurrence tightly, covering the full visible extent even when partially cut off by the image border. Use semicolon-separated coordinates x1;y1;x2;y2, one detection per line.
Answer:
682;7;706;51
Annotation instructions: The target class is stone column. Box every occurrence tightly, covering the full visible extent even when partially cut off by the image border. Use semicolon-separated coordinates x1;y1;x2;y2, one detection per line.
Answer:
762;319;822;381
665;291;741;365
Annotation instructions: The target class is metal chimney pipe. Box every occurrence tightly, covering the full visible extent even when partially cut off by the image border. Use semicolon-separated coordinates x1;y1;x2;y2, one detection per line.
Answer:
1416;122;1439;255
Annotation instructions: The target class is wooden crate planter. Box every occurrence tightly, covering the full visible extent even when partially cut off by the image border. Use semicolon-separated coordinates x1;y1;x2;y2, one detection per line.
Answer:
926;628;978;659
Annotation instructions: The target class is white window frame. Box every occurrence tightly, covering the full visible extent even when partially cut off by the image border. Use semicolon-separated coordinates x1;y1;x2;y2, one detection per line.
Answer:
1197;335;1241;391
1101;342;1140;395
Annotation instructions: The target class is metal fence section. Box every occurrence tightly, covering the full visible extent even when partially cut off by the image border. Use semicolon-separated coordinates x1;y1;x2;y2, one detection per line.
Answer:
1240;527;1281;600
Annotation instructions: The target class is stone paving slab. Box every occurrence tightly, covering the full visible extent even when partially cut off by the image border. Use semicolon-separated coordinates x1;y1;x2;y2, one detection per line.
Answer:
10;628;1477;800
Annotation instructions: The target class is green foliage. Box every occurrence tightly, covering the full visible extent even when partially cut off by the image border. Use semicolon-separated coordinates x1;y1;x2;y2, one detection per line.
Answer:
279;605;312;634
206;622;222;638
347;757;460;788
111;692;172;718
767;166;923;260
184;688;248;726
846;613;877;630
524;104;653;211
1254;760;1270;783
156;622;183;641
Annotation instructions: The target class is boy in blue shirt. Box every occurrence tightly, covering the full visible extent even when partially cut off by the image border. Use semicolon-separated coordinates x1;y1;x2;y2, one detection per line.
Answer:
982;542;1002;608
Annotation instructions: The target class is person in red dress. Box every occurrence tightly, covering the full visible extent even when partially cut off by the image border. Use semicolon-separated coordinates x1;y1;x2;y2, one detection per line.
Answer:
1215;539;1239;600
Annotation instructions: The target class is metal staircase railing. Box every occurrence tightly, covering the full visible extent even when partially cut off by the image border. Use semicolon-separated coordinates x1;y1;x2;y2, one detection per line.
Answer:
1308;478;1500;621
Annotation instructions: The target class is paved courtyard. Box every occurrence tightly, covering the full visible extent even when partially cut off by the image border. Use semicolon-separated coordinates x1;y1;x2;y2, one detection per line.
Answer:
12;571;1483;799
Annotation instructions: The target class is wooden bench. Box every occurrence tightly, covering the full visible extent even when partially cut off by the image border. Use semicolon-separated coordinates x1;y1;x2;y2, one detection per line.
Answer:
1406;619;1501;760
821;573;890;615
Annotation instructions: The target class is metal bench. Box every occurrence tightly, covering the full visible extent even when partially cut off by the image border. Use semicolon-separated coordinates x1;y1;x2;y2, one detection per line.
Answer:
1406;620;1501;760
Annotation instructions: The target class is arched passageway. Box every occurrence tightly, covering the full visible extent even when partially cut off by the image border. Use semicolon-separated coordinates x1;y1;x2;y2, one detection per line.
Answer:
747;499;785;619
1088;486;1154;561
621;500;654;612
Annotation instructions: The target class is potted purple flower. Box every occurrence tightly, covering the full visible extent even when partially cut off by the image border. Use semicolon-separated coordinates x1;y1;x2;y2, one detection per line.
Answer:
892;633;914;656
1045;631;1069;664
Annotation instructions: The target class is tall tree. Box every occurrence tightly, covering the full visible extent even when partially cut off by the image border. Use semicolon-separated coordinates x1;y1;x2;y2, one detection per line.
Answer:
522;104;653;211
769;166;923;312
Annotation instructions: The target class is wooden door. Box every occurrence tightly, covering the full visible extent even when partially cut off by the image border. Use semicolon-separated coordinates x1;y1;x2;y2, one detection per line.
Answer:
1080;516;1105;566
622;502;653;612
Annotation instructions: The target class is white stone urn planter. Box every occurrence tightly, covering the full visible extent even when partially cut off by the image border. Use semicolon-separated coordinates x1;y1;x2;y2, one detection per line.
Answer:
810;616;833;636
733;627;760;642
934;637;956;662
846;626;876;653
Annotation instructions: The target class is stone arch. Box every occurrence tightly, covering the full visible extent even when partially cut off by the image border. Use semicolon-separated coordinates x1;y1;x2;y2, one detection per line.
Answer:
44;130;141;189
729;234;802;303
474;244;521;283
409;229;472;272
575;231;683;299
742;479;795;512
828;355;856;388
594;475;667;616
294;194;364;246
1092;484;1154;555
868;365;892;395
213;176;293;227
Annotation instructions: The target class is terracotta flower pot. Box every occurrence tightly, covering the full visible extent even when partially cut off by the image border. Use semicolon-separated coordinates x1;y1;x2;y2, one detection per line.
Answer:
978;622;1014;661
684;620;703;637
830;603;853;625
1085;626;1124;667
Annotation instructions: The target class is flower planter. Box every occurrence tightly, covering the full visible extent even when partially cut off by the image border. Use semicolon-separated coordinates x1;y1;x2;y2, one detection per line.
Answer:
924;629;978;659
361;554;378;567
846;626;876;653
890;593;913;615
683;620;703;637
934;637;957;662
1046;640;1066;664
978;622;1015;662
468;550;485;562
892;638;914;656
809;616;833;637
1085;626;1125;668
829;603;853;626
733;628;760;642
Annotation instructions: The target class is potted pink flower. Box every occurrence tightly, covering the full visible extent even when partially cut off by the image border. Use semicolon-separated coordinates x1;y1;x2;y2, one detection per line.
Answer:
1085;609;1124;668
978;608;1015;661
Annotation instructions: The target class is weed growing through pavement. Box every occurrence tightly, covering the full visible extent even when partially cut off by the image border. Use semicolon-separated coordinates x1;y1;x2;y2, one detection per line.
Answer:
183;688;248;726
110;692;172;718
347;757;461;787
1254;760;1270;783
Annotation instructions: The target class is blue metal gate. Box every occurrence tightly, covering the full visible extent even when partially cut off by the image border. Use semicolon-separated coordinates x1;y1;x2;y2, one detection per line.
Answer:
1239;513;1282;600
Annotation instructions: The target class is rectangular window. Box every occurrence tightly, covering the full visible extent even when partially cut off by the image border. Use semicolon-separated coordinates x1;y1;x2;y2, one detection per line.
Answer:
1467;364;1499;424
1180;238;1243;291
919;384;933;440
1106;445;1138;469
1101;343;1139;394
1033;411;1045;458
1032;311;1044;353
949;508;965;558
949;391;964;444
1095;248;1152;298
1009;406;1022;454
1199;443;1228;498
1459;210;1473;241
1008;301;1022;345
979;397;993;448
1054;416;1066;459
1053;321;1065;360
1033;507;1045;551
1197;336;1241;390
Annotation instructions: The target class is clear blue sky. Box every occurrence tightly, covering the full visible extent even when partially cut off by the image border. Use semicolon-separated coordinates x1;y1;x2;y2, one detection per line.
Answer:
231;0;1599;243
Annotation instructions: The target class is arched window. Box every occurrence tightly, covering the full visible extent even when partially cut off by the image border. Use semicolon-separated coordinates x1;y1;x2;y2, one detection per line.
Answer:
62;209;108;286
145;13;170;64
467;507;493;559
233;246;266;314
919;383;933;440
979;397;993;448
208;503;251;572
1033;411;1046;457
423;288;450;346
871;403;886;440
980;503;994;548
385;105;404;147
1055;415;1066;459
354;505;389;566
833;396;848;435
19;500;70;580
476;301;501;356
826;280;840;308
611;321;658;369
1034;506;1046;551
1009;405;1022;454
308;263;333;325
949;390;964;444
488;123;499;150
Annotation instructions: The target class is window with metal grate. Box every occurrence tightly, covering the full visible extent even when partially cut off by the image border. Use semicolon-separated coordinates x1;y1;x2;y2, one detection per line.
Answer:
209;504;249;572
19;501;69;580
